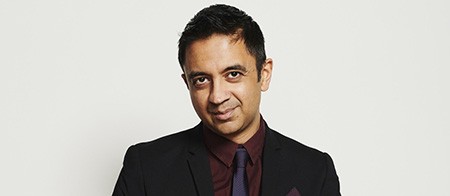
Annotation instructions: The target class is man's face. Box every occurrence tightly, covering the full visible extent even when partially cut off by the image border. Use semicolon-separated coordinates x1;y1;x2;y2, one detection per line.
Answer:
182;34;272;143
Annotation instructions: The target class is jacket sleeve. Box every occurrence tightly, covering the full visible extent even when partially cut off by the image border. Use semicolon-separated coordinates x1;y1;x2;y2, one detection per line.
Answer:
320;153;341;196
112;145;146;196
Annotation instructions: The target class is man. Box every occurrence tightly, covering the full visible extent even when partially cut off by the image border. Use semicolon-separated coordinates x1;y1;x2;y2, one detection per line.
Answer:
113;4;340;196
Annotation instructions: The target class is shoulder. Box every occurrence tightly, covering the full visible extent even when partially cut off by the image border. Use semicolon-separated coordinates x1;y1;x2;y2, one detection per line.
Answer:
266;127;340;190
134;125;198;148
124;124;202;163
265;128;341;195
268;128;324;153
267;127;333;165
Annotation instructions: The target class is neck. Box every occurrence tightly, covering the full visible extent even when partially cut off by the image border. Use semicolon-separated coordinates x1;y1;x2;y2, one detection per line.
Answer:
224;115;261;144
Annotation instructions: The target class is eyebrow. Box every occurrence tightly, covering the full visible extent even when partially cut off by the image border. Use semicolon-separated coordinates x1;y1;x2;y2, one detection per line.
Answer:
187;71;207;80
187;64;248;79
224;64;248;73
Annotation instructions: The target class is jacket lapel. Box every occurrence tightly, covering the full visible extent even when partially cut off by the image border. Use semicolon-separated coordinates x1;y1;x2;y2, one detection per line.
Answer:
261;126;295;196
186;125;214;196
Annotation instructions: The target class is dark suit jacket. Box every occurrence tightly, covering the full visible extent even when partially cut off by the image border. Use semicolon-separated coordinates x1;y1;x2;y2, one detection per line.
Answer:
113;123;340;196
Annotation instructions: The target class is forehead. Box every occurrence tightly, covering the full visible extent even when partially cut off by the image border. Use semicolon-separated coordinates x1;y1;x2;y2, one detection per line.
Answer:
184;34;256;72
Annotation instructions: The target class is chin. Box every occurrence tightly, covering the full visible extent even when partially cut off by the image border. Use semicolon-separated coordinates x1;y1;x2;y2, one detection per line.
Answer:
211;122;242;136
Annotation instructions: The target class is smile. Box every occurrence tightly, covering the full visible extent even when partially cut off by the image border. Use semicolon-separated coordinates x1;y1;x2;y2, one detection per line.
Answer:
211;107;235;121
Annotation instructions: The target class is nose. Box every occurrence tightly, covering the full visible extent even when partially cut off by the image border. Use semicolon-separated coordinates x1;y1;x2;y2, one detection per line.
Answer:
208;80;230;105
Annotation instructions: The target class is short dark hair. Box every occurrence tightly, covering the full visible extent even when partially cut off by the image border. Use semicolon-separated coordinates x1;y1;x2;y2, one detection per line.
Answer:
178;4;266;80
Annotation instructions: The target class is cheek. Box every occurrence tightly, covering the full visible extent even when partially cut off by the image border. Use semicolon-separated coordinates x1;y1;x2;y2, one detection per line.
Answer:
190;91;208;109
233;82;261;104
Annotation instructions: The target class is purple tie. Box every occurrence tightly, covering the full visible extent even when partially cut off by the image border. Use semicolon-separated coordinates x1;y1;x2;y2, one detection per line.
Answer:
232;146;249;196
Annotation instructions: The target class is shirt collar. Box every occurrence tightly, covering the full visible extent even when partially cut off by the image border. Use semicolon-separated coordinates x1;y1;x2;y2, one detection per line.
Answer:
203;116;266;167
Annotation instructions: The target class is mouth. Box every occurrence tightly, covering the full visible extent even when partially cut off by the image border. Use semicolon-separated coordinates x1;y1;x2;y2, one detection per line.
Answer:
211;107;235;121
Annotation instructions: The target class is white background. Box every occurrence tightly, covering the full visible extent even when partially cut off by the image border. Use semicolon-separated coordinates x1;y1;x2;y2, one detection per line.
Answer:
1;0;449;195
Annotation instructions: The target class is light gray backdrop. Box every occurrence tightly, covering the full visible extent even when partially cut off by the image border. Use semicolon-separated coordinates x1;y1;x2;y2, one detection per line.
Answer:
1;0;449;195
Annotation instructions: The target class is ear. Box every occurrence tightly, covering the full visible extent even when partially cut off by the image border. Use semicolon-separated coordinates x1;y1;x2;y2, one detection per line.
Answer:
260;58;273;92
181;73;190;90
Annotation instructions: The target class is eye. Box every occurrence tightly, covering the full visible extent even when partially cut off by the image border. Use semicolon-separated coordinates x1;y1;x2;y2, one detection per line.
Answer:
193;77;209;86
227;71;242;79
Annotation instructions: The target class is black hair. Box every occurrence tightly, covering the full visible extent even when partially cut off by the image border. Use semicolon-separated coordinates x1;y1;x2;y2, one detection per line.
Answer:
178;4;266;80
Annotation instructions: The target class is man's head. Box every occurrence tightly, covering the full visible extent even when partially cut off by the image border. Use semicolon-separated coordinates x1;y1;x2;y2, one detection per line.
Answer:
179;4;273;144
178;4;266;80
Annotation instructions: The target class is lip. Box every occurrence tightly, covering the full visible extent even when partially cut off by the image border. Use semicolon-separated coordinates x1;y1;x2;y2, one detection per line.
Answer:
211;108;235;121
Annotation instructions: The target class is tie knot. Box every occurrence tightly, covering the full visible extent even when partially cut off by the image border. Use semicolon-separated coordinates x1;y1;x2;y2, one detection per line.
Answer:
234;147;249;168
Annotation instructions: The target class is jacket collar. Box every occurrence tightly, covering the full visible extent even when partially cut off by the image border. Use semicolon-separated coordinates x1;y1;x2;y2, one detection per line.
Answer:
186;123;214;196
186;122;296;196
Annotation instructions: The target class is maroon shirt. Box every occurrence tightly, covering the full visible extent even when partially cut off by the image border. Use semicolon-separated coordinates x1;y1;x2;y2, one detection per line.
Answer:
203;120;265;196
